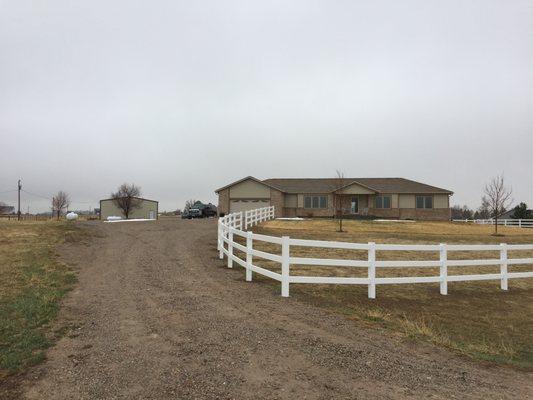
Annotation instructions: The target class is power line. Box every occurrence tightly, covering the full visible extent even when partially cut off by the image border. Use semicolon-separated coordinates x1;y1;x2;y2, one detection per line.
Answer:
0;189;17;194
21;189;52;200
20;190;97;204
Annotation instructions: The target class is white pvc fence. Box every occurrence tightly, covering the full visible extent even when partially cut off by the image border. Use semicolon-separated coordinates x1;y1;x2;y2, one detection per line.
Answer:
218;207;533;299
453;219;533;228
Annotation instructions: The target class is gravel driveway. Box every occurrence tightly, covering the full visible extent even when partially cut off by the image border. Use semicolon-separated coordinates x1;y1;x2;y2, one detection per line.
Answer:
7;218;533;399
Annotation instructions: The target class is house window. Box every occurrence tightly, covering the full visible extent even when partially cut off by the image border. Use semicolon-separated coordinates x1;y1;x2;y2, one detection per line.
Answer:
304;195;328;209
416;196;433;209
375;195;391;209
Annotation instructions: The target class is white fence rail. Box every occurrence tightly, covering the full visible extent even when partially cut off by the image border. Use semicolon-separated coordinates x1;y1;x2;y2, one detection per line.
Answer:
452;219;533;228
219;208;533;299
244;206;275;229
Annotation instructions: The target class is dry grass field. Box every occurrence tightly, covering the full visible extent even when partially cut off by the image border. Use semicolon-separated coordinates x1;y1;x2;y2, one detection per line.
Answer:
0;220;86;379
235;219;533;369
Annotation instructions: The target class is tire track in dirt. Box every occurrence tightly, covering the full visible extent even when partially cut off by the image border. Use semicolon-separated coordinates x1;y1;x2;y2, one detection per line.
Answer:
5;218;531;399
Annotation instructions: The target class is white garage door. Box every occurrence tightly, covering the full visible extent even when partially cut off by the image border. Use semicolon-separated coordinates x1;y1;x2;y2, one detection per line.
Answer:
230;199;269;213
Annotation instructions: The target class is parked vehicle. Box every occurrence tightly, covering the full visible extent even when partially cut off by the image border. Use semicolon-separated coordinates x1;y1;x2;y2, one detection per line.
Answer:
202;203;217;218
187;208;202;219
182;201;218;219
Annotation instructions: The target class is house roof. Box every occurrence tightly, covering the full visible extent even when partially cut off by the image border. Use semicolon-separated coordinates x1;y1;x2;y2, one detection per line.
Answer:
214;176;282;193
100;196;158;203
227;177;453;194
215;176;453;195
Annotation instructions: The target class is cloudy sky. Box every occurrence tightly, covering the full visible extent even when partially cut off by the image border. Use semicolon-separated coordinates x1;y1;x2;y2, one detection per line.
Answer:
1;0;532;213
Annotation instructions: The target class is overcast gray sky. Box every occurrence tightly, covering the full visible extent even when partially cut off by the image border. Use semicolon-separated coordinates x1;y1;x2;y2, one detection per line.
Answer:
1;0;532;213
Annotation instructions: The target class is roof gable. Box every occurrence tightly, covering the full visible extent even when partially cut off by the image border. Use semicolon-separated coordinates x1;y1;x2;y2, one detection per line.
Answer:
100;196;158;203
214;176;281;193
335;181;376;195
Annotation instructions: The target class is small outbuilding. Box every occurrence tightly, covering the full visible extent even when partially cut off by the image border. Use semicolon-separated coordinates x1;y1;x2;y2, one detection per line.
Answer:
99;197;158;220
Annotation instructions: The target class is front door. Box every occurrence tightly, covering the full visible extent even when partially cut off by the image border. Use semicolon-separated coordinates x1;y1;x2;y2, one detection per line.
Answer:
351;197;359;214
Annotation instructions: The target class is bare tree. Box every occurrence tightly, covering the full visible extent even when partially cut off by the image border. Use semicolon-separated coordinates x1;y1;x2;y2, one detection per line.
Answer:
333;170;346;232
111;183;142;219
184;199;199;211
482;175;513;234
52;191;70;220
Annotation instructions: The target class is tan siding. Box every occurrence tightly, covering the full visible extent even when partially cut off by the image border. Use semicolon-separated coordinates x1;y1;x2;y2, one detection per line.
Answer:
100;199;158;220
399;194;415;209
217;188;230;215
391;194;399;208
284;194;297;208
337;183;375;195
434;194;449;209
229;179;270;198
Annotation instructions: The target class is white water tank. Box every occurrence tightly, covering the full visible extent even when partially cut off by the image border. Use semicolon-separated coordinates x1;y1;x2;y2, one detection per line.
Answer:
66;212;78;220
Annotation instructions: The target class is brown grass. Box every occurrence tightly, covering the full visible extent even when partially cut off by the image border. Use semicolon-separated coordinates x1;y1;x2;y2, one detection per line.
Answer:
234;219;533;369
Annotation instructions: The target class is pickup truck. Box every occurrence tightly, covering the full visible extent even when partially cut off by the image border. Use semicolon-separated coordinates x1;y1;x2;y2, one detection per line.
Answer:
181;208;203;219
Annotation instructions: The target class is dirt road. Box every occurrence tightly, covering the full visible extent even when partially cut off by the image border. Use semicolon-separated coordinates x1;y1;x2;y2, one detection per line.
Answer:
8;218;533;399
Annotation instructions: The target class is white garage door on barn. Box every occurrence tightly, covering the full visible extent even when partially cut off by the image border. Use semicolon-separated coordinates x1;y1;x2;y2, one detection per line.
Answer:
230;199;269;213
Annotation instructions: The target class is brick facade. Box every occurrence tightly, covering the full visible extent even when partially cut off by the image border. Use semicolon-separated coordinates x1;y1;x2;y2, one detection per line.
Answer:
398;208;451;221
366;207;400;219
295;207;334;218
365;206;450;221
270;188;285;218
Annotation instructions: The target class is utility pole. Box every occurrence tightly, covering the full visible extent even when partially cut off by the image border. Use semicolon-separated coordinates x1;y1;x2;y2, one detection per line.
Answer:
17;179;22;221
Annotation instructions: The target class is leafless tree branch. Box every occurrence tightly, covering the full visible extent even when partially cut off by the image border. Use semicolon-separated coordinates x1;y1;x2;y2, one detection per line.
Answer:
52;191;70;220
333;170;345;232
185;199;199;211
482;175;513;234
111;183;142;219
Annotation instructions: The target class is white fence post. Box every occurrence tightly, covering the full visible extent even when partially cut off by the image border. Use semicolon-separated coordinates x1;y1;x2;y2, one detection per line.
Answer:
500;243;508;291
519;219;522;228
217;207;533;299
439;243;448;295
217;220;221;251
281;236;290;297
227;229;233;269
368;242;376;299
218;221;224;259
246;231;253;282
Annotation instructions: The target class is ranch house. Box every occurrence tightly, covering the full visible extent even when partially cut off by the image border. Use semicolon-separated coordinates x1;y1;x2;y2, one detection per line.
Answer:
215;176;453;221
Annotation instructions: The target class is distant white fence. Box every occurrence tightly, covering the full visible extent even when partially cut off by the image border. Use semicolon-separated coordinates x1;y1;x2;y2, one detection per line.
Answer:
218;207;533;299
453;219;533;228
